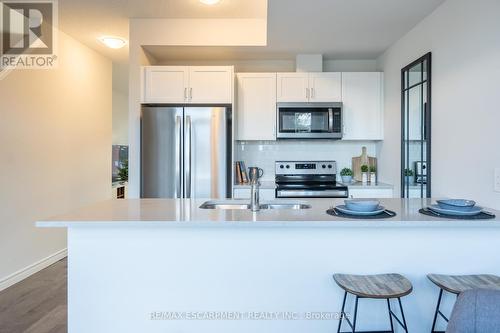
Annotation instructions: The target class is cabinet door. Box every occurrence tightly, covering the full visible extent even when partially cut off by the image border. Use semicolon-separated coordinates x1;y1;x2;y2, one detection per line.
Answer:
342;72;384;140
188;66;233;103
142;66;188;103
309;72;342;102
276;73;309;102
236;73;277;141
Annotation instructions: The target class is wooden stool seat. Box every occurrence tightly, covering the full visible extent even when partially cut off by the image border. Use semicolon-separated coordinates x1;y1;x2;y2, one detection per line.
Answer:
428;274;500;333
428;274;500;294
333;273;413;299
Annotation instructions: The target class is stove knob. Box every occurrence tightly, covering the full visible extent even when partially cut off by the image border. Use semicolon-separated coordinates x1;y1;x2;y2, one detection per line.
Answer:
280;165;284;169
286;165;290;169
328;164;333;169
322;164;326;169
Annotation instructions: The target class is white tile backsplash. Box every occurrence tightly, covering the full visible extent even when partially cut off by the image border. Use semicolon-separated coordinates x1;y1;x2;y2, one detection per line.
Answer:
236;140;378;181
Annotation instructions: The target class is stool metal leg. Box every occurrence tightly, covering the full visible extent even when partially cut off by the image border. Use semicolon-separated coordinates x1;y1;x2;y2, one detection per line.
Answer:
337;293;405;333
352;296;359;333
431;288;444;333
387;299;394;333
338;291;348;333
397;297;409;333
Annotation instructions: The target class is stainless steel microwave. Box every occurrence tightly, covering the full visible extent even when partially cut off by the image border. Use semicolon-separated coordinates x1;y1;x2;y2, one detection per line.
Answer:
276;102;343;139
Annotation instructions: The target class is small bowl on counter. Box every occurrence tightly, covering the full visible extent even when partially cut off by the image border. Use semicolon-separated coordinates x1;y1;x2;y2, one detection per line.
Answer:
344;199;381;212
436;199;476;212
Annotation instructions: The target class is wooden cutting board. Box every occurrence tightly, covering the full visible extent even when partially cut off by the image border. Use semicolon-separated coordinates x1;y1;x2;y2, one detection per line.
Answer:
352;146;377;182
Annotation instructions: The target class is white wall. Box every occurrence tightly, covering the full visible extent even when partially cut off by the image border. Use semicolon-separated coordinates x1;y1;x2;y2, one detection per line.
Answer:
113;89;129;145
324;59;377;72
158;59;378;73
0;31;112;286
377;0;500;209
113;63;129;145
236;141;378;182
158;59;296;73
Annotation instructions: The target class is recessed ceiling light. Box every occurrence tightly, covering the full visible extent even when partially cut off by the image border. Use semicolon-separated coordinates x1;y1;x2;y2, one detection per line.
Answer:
200;0;220;5
98;36;127;49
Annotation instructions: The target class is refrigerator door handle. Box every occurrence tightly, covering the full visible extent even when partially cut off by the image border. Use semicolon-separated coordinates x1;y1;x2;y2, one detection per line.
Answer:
185;115;192;198
175;115;182;198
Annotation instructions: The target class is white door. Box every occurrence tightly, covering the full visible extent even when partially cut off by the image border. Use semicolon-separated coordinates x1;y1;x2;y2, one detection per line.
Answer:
188;66;233;104
342;72;384;140
236;73;277;141
276;73;309;102
309;72;342;102
142;66;189;103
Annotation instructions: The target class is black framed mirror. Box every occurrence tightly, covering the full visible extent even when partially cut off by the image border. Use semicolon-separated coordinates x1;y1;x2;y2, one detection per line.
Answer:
401;52;431;198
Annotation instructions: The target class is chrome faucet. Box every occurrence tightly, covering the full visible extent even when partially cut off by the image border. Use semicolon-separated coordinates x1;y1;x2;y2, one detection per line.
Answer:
250;178;260;212
247;167;264;212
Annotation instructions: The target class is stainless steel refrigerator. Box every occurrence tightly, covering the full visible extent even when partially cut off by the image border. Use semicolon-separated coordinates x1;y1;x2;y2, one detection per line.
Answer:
141;106;232;199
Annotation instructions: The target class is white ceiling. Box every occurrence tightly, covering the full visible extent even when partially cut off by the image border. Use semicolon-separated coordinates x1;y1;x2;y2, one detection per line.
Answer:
59;0;445;63
59;0;267;63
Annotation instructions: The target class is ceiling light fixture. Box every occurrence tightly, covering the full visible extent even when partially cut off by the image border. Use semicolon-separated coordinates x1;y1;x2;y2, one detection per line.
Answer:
99;36;127;49
199;0;220;5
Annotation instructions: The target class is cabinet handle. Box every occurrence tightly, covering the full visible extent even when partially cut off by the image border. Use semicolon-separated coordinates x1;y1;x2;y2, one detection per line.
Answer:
311;87;315;98
189;88;193;101
306;88;310;99
184;88;187;101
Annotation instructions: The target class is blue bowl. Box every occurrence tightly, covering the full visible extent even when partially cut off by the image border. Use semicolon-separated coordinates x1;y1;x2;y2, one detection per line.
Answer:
344;199;380;212
436;199;476;212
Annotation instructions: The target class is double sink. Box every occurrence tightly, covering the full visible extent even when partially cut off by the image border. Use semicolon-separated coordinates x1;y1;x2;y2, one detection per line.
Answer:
200;200;311;211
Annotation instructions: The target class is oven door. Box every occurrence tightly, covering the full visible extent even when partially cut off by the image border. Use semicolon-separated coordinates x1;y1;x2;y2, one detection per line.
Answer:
276;103;342;139
275;183;349;198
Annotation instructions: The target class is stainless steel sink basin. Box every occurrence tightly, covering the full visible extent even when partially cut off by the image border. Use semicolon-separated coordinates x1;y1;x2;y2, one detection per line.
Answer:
199;200;311;210
199;201;250;210
259;203;311;210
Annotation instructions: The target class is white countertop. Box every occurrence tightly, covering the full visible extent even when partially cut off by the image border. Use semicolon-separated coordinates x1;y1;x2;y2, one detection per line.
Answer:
37;198;500;228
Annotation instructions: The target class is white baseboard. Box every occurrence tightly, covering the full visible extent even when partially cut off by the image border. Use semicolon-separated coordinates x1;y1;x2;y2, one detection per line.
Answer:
0;248;67;292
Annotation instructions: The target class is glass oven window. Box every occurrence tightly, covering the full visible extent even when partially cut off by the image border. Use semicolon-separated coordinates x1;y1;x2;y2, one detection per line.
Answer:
279;108;329;133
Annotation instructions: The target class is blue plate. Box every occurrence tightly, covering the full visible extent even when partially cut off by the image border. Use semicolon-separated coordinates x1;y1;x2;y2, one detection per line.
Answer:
344;199;380;212
336;205;385;216
436;199;476;212
428;204;483;216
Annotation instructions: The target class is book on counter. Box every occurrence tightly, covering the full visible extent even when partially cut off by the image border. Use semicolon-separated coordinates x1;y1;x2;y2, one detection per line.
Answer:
235;161;249;184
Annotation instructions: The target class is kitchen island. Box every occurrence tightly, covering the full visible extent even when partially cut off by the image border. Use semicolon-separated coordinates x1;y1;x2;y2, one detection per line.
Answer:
38;198;500;333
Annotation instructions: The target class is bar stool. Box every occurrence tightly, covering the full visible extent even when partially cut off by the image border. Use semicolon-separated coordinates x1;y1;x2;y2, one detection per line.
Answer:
428;274;500;333
333;273;413;333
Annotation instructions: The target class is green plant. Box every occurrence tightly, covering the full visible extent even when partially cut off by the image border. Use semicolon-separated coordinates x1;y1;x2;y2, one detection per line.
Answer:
404;168;414;177
360;164;369;173
340;168;353;177
369;165;376;173
117;159;128;182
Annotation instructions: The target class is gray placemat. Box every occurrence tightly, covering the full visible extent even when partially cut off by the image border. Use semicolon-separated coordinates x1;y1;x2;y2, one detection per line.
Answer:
326;208;397;219
419;208;496;220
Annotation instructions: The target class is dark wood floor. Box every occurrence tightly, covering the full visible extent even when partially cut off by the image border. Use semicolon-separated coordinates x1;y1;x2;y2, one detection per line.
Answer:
0;258;67;333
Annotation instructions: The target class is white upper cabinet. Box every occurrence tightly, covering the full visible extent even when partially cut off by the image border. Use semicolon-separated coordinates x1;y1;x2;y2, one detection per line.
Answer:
342;72;384;140
188;66;233;104
276;73;309;102
143;66;189;103
142;66;233;104
308;72;342;102
277;72;342;102
236;73;277;141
